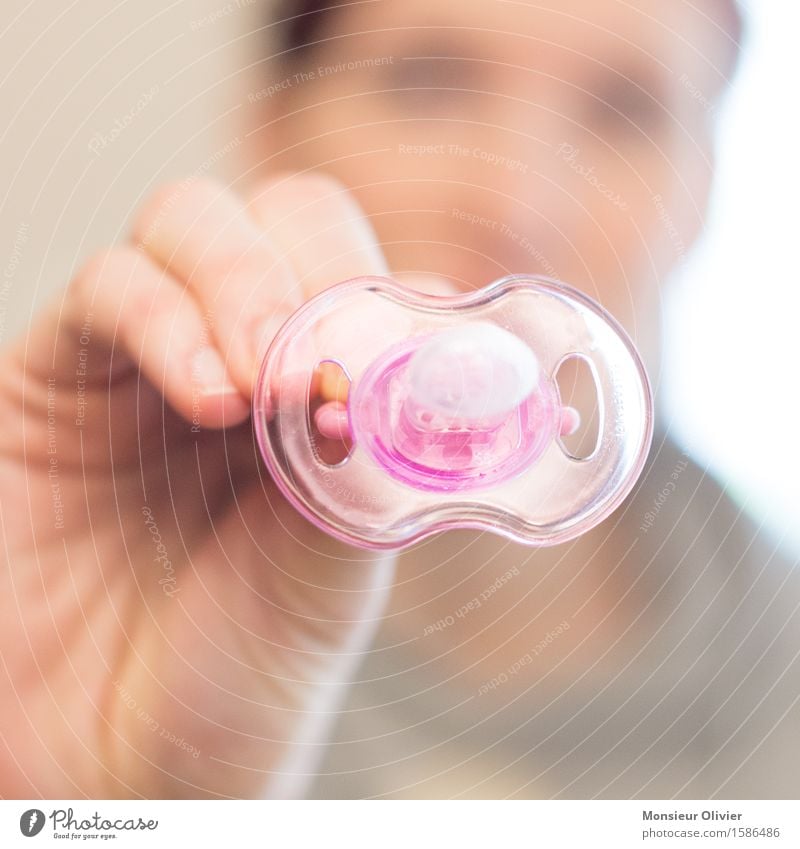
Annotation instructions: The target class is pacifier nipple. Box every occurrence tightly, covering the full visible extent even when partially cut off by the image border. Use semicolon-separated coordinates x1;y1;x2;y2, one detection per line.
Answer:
406;322;539;424
349;321;559;492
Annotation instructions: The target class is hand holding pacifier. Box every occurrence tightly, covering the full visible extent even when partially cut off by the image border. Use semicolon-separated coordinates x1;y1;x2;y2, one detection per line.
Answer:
254;275;653;549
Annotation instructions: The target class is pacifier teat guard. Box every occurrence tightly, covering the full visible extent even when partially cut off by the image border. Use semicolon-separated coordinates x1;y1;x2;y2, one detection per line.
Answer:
253;275;654;550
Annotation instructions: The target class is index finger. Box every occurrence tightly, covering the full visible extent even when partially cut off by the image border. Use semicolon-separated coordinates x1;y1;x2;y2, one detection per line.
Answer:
131;177;301;398
246;172;389;299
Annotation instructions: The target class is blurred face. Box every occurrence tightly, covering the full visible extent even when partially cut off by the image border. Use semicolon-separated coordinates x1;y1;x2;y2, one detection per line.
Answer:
252;0;735;370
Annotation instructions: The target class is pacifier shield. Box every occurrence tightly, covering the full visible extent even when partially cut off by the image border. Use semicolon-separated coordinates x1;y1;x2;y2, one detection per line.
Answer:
253;275;653;550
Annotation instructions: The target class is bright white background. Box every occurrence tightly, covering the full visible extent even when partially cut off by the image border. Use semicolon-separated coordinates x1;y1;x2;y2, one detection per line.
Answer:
664;0;800;554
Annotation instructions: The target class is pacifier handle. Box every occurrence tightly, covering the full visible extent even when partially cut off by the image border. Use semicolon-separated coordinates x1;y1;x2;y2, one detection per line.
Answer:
492;276;653;541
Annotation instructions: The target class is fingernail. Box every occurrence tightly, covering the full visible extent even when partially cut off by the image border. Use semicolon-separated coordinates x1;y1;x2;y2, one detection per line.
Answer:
560;405;581;437
314;401;351;441
191;346;240;397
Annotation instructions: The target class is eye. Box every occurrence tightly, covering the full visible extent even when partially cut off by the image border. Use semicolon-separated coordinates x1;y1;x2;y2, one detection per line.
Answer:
582;74;666;136
381;56;485;111
392;56;463;88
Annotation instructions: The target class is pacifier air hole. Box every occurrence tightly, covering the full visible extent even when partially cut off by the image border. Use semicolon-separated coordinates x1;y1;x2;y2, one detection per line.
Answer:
554;353;601;460
309;359;353;466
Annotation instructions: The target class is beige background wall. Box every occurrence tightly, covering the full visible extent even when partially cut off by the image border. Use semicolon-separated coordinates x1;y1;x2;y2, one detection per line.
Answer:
0;0;274;343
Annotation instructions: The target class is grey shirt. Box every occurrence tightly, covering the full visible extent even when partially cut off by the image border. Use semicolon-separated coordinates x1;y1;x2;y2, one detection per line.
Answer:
309;427;800;798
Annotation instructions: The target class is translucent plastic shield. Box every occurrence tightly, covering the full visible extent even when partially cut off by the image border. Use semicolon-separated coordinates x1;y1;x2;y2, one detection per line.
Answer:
253;275;653;550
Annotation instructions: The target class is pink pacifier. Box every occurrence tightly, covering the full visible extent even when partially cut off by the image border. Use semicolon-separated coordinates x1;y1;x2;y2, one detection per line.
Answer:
253;275;653;549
